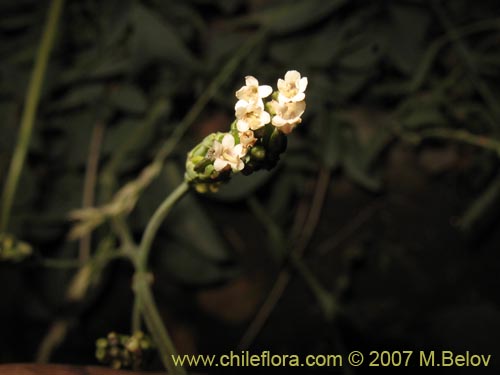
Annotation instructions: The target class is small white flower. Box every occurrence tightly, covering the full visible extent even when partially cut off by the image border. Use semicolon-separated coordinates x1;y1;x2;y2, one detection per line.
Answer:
277;70;308;103
236;76;273;105
270;100;306;134
239;130;257;150
235;99;271;132
211;133;246;172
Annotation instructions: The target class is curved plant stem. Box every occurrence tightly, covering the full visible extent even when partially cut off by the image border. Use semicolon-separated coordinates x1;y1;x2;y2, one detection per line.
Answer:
131;297;142;333
0;0;65;231
132;181;189;374
80;120;106;262
133;274;186;375
136;181;189;272
401;127;500;156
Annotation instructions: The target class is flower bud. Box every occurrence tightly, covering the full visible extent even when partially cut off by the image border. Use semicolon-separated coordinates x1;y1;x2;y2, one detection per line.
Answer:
95;331;153;370
0;233;32;262
250;145;266;160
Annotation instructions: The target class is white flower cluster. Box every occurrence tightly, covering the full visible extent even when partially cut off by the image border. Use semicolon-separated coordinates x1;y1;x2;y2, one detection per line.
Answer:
185;70;307;192
212;70;308;172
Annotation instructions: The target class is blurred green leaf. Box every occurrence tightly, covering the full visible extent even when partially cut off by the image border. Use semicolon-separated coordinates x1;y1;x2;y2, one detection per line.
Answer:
317;111;342;170
317;111;385;191
343;151;381;192
401;106;447;130
338;36;383;71
48;84;103;111
331;70;370;100
44;173;83;217
55;112;96;167
169;193;233;261
155;240;239;286
109;84;147;114
459;173;500;232
130;3;197;68
214;169;276;201
248;0;347;35
269;20;341;67
386;4;430;74
266;172;304;221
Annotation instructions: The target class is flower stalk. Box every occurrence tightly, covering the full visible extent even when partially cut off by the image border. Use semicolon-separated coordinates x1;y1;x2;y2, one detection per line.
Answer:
133;272;186;375
131;181;189;375
128;70;308;372
136;181;189;273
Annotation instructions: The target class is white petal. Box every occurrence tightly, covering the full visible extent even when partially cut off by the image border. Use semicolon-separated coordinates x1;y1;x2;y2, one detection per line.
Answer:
233;144;244;157
237;119;249;132
235;106;246;119
292;92;305;102
261;110;271;125
258;85;273;98
293;100;306;115
272;116;286;127
299;77;308;92
235;86;246;99
277;93;290;104
222;134;235;148
236;159;245;171
214;158;227;171
212;141;222;156
247;99;263;111
285;70;300;82
235;99;249;111
245;76;258;87
277;78;287;93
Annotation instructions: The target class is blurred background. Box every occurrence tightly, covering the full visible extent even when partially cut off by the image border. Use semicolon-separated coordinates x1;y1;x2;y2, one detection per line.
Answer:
1;0;500;373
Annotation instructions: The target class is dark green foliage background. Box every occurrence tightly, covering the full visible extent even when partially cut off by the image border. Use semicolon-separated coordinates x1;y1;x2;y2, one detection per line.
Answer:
1;0;500;373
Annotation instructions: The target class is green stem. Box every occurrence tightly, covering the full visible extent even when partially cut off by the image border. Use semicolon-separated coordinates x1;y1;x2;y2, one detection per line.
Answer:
290;254;337;321
132;181;189;373
133;273;186;375
431;1;500;121
247;196;287;262
137;181;189;271
131;297;142;333
410;128;500;156
0;0;65;231
248;195;336;318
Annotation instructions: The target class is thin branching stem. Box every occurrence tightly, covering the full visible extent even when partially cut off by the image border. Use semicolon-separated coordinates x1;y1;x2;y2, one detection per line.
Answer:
0;0;65;231
136;181;189;272
131;181;189;374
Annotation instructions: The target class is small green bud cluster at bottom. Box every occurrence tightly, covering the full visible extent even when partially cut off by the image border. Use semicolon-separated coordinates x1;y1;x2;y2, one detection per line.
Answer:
0;233;32;262
95;331;154;370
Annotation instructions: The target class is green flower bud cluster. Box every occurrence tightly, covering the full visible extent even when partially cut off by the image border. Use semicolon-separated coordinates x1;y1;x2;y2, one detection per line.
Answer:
0;233;32;262
185;124;288;193
185;70;307;193
185;132;231;193
95;331;153;370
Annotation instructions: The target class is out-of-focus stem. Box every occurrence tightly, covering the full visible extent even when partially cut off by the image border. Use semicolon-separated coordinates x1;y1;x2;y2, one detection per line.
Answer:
133;274;186;375
136;181;189;272
0;0;65;231
132;181;189;374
